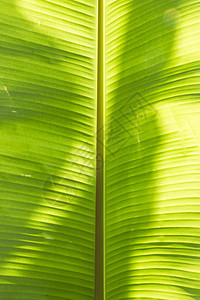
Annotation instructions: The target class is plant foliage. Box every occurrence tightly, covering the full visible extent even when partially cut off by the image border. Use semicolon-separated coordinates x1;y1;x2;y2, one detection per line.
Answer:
0;0;199;299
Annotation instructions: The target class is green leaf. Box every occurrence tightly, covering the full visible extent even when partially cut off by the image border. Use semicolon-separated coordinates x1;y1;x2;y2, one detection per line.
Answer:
105;0;200;299
0;0;200;299
0;0;97;299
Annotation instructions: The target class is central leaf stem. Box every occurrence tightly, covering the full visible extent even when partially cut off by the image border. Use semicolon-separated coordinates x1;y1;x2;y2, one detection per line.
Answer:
95;0;104;298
